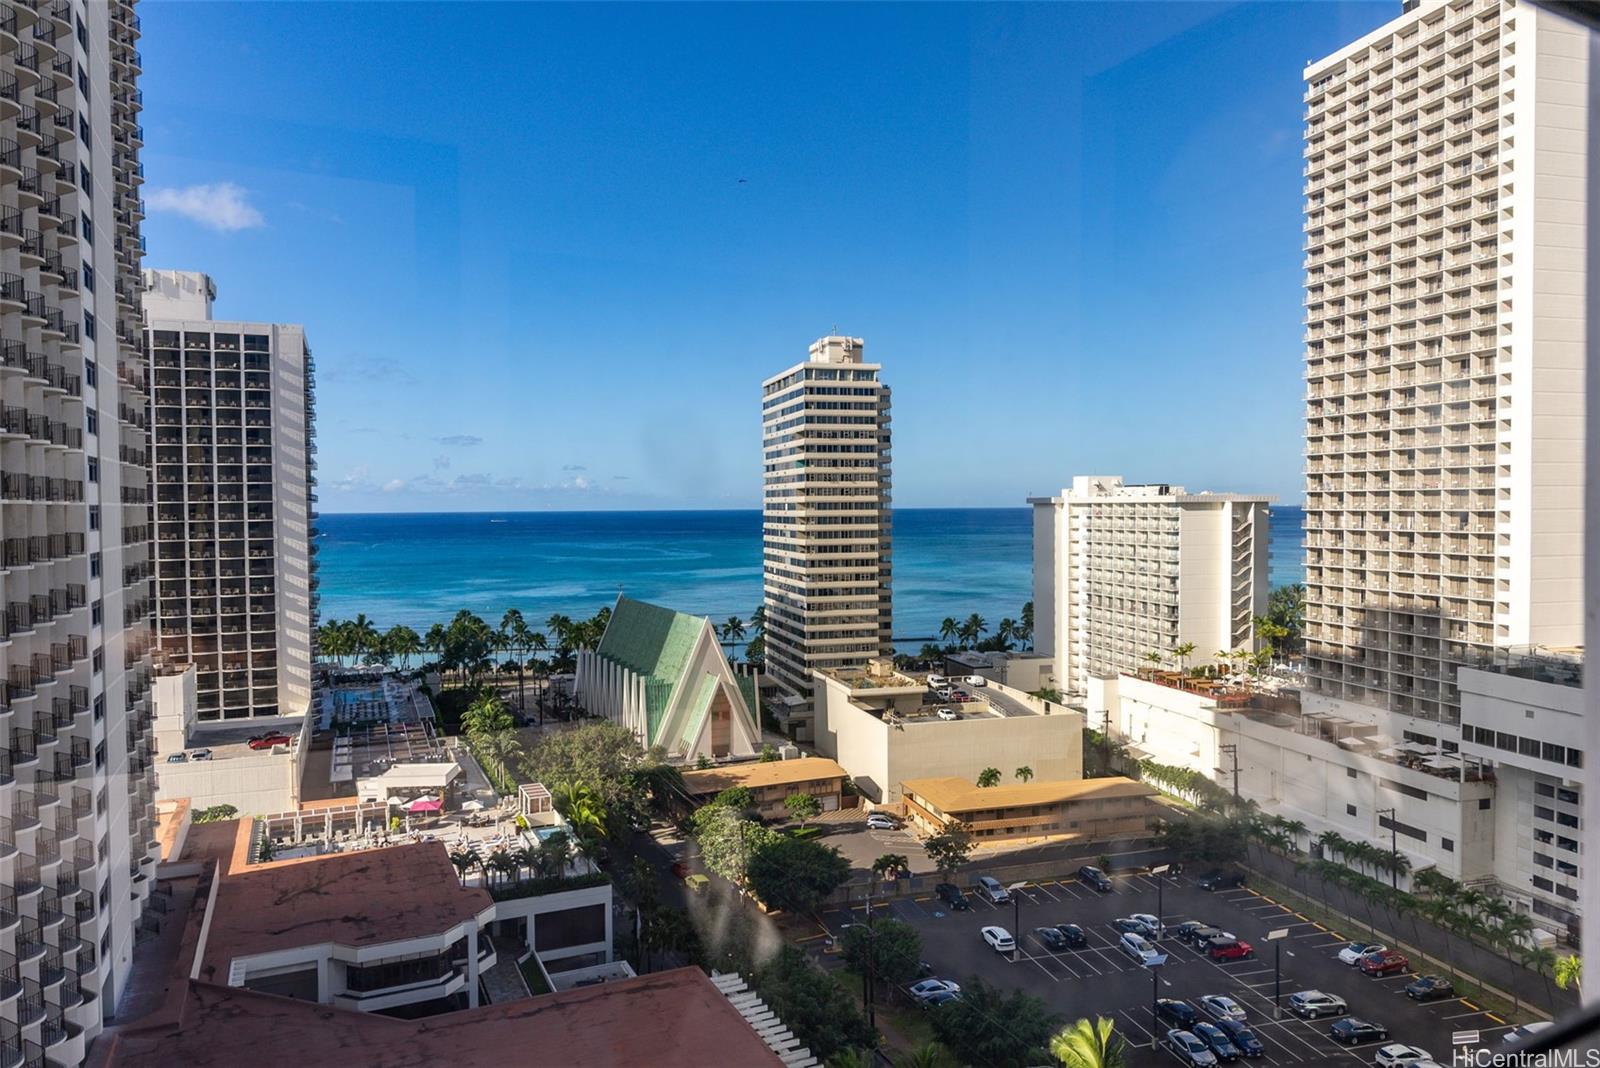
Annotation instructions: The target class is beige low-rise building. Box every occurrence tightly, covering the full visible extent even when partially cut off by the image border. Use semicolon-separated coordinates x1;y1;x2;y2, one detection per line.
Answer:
810;658;1082;803
680;756;849;820
900;775;1157;843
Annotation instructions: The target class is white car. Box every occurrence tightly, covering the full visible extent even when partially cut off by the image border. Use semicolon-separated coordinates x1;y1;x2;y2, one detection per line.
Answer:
1119;931;1162;966
1338;941;1387;965
1130;912;1164;938
865;813;899;830
963;675;987;687
1197;994;1246;1022
935;708;960;721
1501;1022;1554;1046
935;687;954;700
1374;1045;1432;1068
908;978;961;1002
926;674;948;688
981;926;1015;953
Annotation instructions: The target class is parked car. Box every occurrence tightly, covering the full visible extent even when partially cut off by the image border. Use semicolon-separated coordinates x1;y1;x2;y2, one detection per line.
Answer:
1163;1029;1218;1067
1198;995;1247;1023
1207;938;1254;961
1033;927;1070;951
1113;917;1150;936
1329;1019;1389;1046
866;813;899;830
935;882;971;911
1130;912;1164;938
1054;923;1088;948
935;708;960;721
189;748;213;761
165;752;187;764
1120;932;1162;966
1197;870;1247;891
1192;1021;1241;1063
1216;1020;1265;1059
1155;999;1199;1029
921;989;961;1009
1361;949;1410;976
976;875;1011;904
1501;1022;1554;1046
952;689;970;701
1170;921;1214;945
908;978;961;1003
1338;941;1387;966
926;674;948;688
248;732;293;751
935;687;954;701
1287;991;1347;1019
980;926;1015;953
1404;975;1454;1001
1374;1044;1433;1067
963;675;987;687
1185;925;1228;946
670;861;689;880
684;874;710;894
1079;865;1113;892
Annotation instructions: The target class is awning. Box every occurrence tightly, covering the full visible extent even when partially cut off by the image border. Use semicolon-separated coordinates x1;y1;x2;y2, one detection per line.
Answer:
405;797;443;813
460;799;484;812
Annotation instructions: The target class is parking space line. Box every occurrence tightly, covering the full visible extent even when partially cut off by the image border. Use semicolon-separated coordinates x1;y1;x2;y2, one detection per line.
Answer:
1032;882;1061;902
1484;1013;1505;1025
1460;999;1480;1011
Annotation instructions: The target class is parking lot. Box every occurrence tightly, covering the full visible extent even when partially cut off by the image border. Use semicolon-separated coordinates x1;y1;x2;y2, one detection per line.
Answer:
815;869;1523;1066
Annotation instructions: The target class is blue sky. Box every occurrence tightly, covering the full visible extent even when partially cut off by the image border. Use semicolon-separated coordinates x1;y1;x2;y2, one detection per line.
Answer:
139;1;1393;512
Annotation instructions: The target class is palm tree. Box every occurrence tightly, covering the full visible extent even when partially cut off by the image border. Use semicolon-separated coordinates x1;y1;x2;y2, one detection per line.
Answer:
499;609;533;712
938;617;959;648
1281;818;1307;853
486;848;516;890
996;618;1016;650
896;1042;949;1068
448;849;477;887
384;624;423;670
475;729;524;793
528;630;550;723
1554;954;1582;994
960;613;987;649
720;616;746;658
1524;945;1558;1007
1015;765;1033;783
1171;641;1196;675
1143;650;1165;677
1050;1016;1126;1068
1018;600;1034;649
976;767;1001;788
348;613;379;663
826;1050;874;1068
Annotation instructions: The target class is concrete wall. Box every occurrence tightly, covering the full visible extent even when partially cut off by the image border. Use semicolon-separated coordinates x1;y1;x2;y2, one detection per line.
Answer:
155;751;297;814
812;677;1082;803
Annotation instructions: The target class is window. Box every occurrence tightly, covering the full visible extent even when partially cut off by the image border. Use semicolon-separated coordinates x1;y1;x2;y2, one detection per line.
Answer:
1557;788;1580;805
1542;743;1564;764
89;552;100;578
78;162;91;196
1535;806;1555;822
1478;798;1491;810
76;15;86;48
1535;782;1555;798
91;599;101;626
94;740;105;769
1567;749;1584;769
1535;829;1554;844
1558;836;1578;853
91;648;102;674
92;693;104;722
1556;812;1579;829
86;409;97;436
1441;837;1453;852
77;66;88;99
82;263;93;293
82;214;93;243
78;114;90;146
1519;737;1540;758
1378;813;1428;842
1346;803;1358;817
1347;767;1357;778
1496;732;1516;752
84;358;95;385
83;311;95;340
87;505;99;530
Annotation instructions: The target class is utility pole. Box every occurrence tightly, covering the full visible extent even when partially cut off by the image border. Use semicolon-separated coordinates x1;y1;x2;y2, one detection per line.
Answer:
1266;928;1288;1019
1218;743;1240;801
1376;808;1399;888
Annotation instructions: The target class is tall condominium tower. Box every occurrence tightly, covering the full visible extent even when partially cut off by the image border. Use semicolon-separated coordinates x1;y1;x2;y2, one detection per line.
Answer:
1302;0;1587;727
142;270;316;724
0;0;158;1060
1030;477;1272;697
761;336;891;742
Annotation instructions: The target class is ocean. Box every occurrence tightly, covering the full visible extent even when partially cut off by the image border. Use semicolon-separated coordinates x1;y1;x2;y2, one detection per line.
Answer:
315;506;1305;645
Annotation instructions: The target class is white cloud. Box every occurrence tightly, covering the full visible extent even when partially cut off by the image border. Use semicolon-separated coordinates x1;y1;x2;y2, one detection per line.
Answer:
381;479;407;492
145;182;265;232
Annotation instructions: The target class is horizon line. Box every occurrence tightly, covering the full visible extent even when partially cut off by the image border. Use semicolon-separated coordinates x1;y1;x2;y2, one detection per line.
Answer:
315;503;1307;517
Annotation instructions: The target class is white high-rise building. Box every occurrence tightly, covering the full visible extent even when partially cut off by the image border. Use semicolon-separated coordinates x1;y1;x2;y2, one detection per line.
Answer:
1030;476;1272;697
0;0;158;1060
1302;0;1587;727
142;270;316;724
761;336;891;742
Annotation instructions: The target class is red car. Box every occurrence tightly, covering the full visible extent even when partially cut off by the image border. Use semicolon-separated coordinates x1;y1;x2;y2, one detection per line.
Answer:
248;732;293;751
1361;949;1409;976
670;861;689;880
1208;938;1254;961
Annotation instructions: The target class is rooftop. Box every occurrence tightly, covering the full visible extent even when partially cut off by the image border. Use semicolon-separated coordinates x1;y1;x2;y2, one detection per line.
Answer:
1474;645;1584;690
103;966;785;1068
681;756;848;796
901;775;1154;814
197;836;492;980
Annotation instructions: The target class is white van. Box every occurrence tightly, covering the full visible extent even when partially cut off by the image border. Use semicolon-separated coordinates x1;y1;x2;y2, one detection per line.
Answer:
963;675;988;687
926;673;948;688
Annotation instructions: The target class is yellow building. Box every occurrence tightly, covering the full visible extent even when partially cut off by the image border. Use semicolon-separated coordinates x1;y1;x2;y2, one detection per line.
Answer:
900;775;1156;843
680;756;849;820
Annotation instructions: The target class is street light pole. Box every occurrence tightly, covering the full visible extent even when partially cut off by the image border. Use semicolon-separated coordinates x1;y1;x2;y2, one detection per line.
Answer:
1218;743;1240;801
1146;953;1168;1050
1007;882;1028;962
1266;927;1288;1019
1151;864;1170;932
1376;807;1399;888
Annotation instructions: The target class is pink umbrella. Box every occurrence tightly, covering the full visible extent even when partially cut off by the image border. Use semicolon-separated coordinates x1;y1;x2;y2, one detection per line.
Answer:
405;797;443;814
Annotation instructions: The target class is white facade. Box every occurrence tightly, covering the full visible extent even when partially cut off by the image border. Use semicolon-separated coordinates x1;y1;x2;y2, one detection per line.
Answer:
1302;0;1589;726
1458;657;1584;938
1093;675;1496;883
761;336;891;740
143;270;316;724
1030;476;1271;697
0;1;156;1062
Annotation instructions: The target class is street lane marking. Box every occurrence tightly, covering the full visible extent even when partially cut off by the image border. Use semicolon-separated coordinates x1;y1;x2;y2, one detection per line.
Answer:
1460;1000;1479;1011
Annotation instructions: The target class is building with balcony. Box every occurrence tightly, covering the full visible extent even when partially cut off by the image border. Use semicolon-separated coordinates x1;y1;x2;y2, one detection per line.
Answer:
0;1;160;1063
1030;476;1272;697
141;269;316;725
574;595;760;764
761;335;891;743
679;755;848;820
1458;648;1585;943
810;658;1082;803
1301;0;1587;729
900;775;1156;844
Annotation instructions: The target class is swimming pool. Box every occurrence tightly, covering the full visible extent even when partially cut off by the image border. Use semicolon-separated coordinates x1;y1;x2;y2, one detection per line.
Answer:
335;687;386;705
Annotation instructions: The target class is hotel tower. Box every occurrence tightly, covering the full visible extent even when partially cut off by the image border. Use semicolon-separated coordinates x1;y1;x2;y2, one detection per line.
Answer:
0;0;160;1060
761;336;892;742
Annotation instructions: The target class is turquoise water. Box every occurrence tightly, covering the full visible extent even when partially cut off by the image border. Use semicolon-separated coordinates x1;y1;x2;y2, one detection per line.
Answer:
314;506;1305;646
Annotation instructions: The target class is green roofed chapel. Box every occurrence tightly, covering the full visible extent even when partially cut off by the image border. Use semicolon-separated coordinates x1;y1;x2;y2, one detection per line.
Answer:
575;596;762;763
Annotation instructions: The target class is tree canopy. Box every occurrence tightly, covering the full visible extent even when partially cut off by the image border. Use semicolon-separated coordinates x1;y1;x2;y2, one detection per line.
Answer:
923;823;974;879
840;917;923;990
745;835;851;914
930;977;1058;1068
